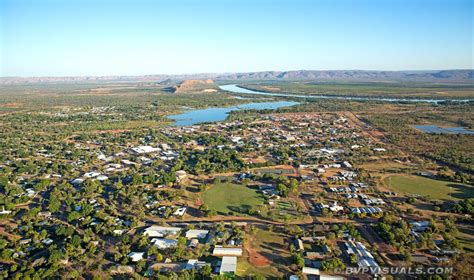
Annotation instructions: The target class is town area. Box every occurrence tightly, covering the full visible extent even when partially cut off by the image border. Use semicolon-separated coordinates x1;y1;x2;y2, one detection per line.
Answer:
1;93;472;280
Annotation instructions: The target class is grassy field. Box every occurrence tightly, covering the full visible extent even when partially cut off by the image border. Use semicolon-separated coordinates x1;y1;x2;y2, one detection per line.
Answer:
385;174;474;201
201;182;264;215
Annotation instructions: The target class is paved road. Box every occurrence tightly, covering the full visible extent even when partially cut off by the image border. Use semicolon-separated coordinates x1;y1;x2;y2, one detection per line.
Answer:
145;214;377;228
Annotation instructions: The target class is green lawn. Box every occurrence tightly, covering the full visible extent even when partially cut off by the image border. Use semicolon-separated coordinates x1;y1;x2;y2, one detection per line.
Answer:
385;174;474;201
201;182;264;215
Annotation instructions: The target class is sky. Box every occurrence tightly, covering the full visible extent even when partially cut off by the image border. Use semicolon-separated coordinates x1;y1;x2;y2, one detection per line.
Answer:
0;0;472;76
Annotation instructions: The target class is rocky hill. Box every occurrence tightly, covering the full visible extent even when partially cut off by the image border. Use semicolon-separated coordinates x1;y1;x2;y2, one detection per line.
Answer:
165;79;218;93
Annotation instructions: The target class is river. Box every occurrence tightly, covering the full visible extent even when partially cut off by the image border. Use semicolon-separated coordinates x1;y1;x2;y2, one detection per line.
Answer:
167;100;299;126
219;84;473;104
167;84;472;126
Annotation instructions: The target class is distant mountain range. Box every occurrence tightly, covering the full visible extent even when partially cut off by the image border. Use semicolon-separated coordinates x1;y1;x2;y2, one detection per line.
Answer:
1;70;472;84
218;70;474;82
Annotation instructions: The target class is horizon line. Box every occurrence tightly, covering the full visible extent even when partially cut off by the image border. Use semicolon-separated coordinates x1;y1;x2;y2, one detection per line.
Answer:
1;68;473;79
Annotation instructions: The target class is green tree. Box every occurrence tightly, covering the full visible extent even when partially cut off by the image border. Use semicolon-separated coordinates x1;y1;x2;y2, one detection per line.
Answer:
201;265;212;277
277;183;288;197
289;178;299;192
293;253;304;269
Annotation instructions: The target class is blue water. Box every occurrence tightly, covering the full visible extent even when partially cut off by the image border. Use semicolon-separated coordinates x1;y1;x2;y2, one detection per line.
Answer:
219;84;474;104
167;84;473;127
168;100;299;126
414;125;474;135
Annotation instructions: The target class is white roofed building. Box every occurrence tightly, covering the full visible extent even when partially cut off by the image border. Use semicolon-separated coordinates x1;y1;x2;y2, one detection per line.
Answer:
219;256;237;275
128;252;144;262
151;238;178;249
143;226;181;237
185;229;209;239
302;267;320;275
213;247;243;257
131;146;161;154
173;207;187;216
345;241;379;270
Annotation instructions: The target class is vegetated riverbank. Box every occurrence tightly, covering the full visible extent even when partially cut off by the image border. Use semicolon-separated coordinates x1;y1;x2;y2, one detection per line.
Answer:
233;82;474;101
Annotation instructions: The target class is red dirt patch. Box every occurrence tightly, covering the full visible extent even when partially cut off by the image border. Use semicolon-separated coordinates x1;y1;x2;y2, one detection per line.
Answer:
245;235;271;267
247;246;271;267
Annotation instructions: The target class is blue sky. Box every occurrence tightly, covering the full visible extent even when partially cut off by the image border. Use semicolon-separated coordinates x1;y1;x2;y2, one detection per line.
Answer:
0;0;472;76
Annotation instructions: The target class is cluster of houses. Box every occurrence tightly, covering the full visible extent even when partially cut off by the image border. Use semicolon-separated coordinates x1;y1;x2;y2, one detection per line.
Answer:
125;225;244;275
345;241;380;270
147;205;188;218
67;141;183;187
315;202;344;213
362;197;385;206
329;171;357;181
291;230;381;279
350;207;383;215
291;233;349;280
164;112;379;173
315;192;386;217
409;221;458;258
0;175;38;206
2;110;409;279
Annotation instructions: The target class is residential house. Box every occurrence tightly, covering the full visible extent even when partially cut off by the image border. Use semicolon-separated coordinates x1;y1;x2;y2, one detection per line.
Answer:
185;229;209;239
144;226;181;237
128;252;144;262
151;238;178;249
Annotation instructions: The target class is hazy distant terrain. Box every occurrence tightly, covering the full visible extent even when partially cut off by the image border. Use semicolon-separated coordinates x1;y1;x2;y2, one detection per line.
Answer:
1;69;473;84
218;69;474;82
